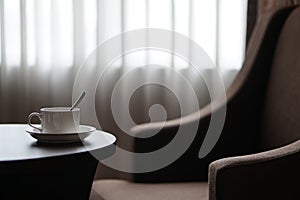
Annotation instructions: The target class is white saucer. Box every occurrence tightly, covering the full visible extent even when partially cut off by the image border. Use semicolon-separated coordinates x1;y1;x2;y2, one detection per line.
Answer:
26;125;96;143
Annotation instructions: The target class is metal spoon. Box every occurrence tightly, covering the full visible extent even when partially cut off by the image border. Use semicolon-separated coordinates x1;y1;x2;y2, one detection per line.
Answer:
70;91;86;111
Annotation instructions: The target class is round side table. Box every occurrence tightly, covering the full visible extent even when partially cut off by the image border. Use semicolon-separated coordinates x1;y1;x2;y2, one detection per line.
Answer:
0;124;116;200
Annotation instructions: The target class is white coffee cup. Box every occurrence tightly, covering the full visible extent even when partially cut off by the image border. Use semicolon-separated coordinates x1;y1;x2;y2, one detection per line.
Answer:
28;107;80;133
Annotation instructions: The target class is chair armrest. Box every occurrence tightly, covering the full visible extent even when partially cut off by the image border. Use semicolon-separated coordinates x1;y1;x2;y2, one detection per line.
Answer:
208;139;300;200
128;105;213;182
128;97;256;183
130;101;212;137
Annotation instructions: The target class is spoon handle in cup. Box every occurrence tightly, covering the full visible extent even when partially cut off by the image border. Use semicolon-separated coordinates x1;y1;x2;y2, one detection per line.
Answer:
70;91;86;111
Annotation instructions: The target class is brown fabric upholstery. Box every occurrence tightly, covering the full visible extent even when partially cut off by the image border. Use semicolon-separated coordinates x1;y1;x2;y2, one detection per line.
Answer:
209;139;300;200
260;7;300;150
91;1;300;200
91;180;208;200
246;0;258;45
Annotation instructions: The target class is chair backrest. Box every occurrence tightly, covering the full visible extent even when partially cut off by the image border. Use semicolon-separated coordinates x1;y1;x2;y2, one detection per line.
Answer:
260;6;300;150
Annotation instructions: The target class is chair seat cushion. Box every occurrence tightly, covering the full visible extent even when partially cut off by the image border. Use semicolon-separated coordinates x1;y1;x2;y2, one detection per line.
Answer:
90;179;208;200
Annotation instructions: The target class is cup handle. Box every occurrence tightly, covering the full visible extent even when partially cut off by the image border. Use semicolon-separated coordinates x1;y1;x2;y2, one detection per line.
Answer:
28;112;42;132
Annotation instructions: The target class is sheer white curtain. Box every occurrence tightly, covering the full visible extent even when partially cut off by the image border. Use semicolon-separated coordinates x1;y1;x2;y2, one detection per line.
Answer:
0;0;248;128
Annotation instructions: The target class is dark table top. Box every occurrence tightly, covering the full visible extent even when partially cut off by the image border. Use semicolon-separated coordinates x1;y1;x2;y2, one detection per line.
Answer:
0;124;116;162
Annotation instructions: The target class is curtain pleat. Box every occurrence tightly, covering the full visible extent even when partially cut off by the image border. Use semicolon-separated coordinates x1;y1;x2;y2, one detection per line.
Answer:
0;0;7;121
20;0;26;68
18;0;27;118
73;0;84;72
0;0;6;68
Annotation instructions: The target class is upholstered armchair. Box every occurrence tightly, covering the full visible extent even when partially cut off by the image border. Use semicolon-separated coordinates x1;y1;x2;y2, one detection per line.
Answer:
91;0;300;199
